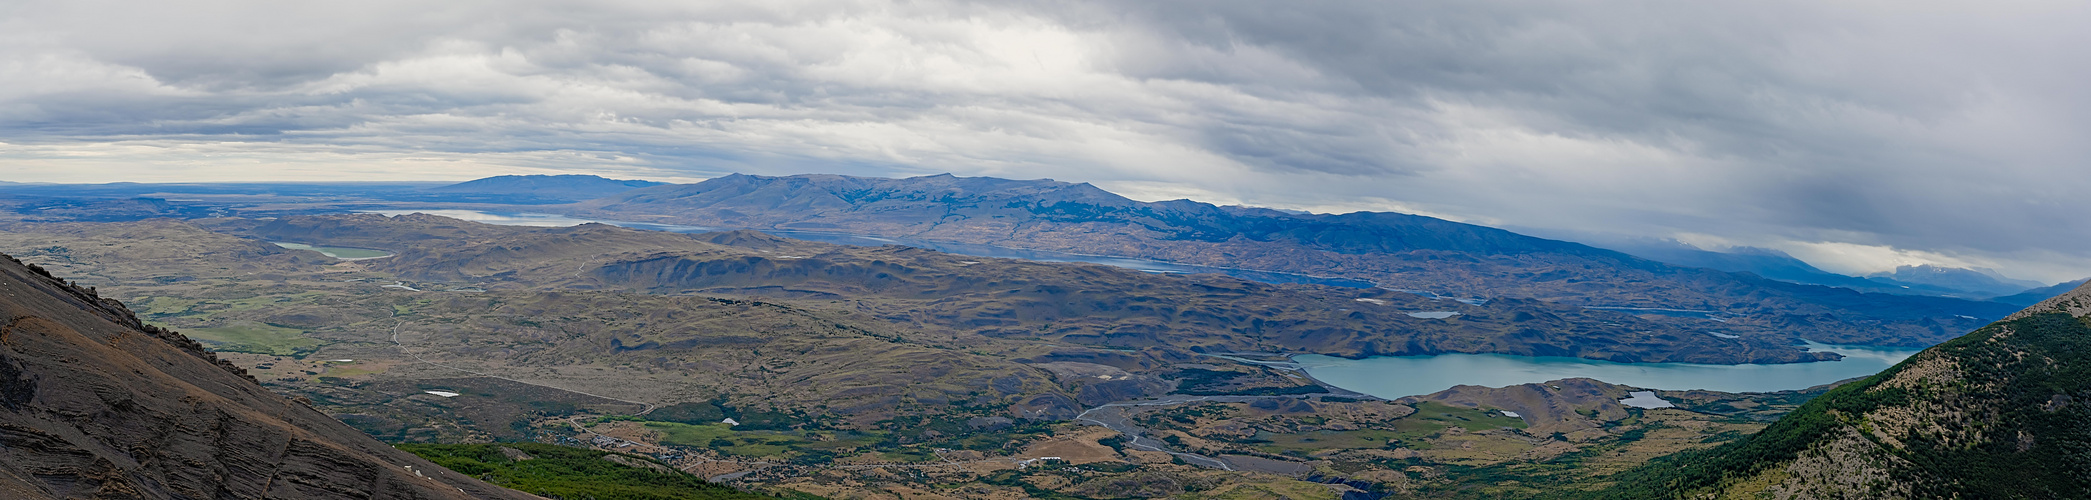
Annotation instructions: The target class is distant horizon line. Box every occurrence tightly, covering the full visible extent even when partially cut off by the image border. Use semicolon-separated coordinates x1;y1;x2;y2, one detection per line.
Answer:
1;172;2076;285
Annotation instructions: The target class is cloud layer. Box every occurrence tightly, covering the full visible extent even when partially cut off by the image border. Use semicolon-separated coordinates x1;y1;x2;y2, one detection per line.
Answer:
4;0;2089;281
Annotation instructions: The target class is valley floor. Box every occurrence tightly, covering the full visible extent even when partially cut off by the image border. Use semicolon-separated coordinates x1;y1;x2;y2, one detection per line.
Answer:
0;215;1846;498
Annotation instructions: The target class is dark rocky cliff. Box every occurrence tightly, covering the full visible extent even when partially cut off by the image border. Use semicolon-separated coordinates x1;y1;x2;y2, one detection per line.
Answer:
0;253;539;499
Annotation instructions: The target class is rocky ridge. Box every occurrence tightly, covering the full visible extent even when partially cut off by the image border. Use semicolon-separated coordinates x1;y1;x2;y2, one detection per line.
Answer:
0;252;538;499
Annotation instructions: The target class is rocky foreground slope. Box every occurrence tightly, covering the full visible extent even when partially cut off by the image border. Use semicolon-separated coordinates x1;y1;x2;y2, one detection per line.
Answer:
1592;280;2091;498
0;253;537;499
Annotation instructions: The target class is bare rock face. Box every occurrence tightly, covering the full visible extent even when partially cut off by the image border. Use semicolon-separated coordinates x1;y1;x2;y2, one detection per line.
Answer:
0;254;539;499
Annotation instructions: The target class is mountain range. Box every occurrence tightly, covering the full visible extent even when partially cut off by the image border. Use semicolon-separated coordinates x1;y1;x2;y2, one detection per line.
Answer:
1868;264;2050;297
425;174;666;204
562;173;2021;347
1585;238;2034;298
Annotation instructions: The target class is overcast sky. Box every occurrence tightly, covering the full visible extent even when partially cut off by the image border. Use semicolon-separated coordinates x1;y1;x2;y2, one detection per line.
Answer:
3;1;2089;282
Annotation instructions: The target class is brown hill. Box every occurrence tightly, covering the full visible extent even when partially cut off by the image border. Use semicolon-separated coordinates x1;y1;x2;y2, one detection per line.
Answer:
0;252;538;499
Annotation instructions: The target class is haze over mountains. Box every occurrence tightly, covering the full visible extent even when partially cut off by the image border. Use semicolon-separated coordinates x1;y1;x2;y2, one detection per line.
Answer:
1590;238;2062;301
426;174;666;204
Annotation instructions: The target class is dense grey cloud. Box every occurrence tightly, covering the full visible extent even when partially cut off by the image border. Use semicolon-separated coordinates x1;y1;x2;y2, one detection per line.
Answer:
2;0;2088;281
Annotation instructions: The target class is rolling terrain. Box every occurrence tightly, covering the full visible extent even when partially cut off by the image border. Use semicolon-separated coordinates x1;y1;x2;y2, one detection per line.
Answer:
226;212;1835;364
0;212;1881;498
569;173;2018;347
0;175;2026;349
2;189;2051;498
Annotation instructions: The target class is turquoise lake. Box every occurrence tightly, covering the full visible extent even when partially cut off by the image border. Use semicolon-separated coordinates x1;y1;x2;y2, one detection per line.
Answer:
1295;342;1925;398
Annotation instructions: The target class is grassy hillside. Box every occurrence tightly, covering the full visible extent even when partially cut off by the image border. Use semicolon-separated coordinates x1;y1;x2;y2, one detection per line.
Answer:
1582;298;2091;498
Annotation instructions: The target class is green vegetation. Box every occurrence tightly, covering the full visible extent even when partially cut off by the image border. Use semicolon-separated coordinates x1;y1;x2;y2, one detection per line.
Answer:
1590;312;2091;499
1401;424;1665;498
1246;429;1408;454
871;412;1055;453
397;442;774;500
169;321;322;357
633;406;1054;466
642;422;880;462
138;296;203;316
978;469;1088;500
1243;402;1525;454
137;292;329;320
1404;401;1530;433
1152;400;1522;462
649;402;729;424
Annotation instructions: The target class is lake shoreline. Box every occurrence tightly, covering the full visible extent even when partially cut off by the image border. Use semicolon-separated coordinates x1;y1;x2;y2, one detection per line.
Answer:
1294;341;1925;399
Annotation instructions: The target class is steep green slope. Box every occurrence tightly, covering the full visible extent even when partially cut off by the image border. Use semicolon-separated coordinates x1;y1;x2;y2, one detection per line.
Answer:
1588;282;2091;499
